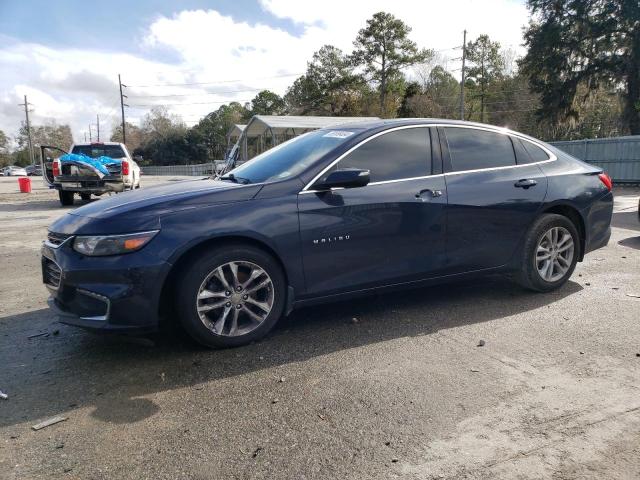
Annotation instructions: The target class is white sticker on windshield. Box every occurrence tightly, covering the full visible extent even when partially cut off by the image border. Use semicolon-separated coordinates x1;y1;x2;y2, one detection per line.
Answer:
323;130;354;139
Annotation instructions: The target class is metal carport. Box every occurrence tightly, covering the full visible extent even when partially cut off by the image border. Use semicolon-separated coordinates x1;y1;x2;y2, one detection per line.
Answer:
233;115;379;162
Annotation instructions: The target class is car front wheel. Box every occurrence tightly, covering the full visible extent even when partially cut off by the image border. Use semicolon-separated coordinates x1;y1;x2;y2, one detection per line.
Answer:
517;213;580;292
176;245;286;348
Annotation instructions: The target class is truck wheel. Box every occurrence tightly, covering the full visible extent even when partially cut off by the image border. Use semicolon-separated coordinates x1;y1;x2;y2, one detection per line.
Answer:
176;245;286;348
80;193;91;201
58;190;74;206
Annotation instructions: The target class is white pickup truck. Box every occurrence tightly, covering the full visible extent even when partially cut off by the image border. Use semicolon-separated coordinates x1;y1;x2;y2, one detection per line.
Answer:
41;142;141;206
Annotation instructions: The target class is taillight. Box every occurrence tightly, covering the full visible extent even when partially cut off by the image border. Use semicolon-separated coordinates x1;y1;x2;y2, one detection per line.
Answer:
598;172;612;191
52;160;60;177
121;160;129;176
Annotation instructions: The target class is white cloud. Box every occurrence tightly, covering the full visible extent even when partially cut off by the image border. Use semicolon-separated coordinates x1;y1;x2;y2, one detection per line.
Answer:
0;1;530;145
260;0;528;52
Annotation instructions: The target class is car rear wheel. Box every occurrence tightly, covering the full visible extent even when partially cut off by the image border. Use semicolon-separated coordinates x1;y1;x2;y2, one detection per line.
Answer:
58;190;74;206
176;245;286;348
517;213;579;292
80;193;91;201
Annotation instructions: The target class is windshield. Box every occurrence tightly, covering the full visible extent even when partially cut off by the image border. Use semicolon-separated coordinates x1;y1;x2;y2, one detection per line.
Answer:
223;129;359;184
71;145;126;159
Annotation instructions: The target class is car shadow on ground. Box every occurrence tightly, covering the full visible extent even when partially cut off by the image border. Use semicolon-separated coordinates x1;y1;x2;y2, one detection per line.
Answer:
0;276;583;429
0;198;97;213
612;210;639;231
618;236;640;250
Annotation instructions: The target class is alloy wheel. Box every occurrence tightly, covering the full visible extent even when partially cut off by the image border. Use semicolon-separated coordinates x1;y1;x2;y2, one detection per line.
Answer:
535;226;574;282
196;261;274;336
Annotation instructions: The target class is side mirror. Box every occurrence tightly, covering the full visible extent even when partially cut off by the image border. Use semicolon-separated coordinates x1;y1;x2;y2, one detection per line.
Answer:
133;155;143;162
315;168;370;190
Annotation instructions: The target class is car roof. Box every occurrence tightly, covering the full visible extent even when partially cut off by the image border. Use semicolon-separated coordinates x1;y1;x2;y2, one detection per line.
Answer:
325;118;547;145
327;118;508;131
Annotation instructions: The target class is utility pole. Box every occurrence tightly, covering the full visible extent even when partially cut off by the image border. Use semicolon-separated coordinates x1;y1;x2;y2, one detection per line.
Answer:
118;74;128;144
89;124;93;142
18;95;35;165
84;132;87;142
460;29;467;121
96;114;100;142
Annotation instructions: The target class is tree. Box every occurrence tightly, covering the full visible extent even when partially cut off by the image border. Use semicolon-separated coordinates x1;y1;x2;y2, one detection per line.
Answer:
519;0;640;135
16;121;73;150
141;107;186;140
352;12;430;114
141;130;201;166
189;102;249;160
110;122;145;153
0;130;11;167
465;34;504;122
284;75;320;114
397;81;422;117
398;66;460;119
248;90;286;116
12;121;73;166
285;45;365;116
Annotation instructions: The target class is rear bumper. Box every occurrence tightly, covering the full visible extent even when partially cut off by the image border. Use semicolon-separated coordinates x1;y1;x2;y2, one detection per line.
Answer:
584;190;614;255
56;180;125;193
42;240;171;334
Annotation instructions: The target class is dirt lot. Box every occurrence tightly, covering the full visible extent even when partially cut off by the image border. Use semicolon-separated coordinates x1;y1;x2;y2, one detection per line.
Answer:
1;176;639;480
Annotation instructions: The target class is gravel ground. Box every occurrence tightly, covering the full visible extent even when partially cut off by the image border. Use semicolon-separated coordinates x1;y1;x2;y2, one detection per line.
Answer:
0;176;639;480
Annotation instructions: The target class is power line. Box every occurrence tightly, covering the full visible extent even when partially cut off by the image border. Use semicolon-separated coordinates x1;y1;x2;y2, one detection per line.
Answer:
129;99;253;107
126;72;303;88
128;87;267;98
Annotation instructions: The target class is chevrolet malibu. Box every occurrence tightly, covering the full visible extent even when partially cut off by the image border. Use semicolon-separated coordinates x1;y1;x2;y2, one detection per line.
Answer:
42;120;613;348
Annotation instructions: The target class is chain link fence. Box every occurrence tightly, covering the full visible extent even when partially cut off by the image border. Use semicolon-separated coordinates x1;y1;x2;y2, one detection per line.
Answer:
141;162;224;177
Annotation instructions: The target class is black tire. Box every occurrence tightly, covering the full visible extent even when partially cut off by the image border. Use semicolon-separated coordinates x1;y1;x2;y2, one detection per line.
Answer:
80;193;91;201
517;213;580;292
176;245;286;348
58;190;74;206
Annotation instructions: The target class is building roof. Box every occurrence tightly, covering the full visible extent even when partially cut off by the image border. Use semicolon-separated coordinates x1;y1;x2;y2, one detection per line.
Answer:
228;124;246;138
243;115;380;137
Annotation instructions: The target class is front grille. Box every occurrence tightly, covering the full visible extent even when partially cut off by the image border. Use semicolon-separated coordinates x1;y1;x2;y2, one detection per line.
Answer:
47;231;72;246
43;257;62;288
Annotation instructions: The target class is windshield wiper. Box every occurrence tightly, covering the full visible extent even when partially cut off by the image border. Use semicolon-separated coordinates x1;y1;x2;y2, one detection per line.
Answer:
219;173;251;184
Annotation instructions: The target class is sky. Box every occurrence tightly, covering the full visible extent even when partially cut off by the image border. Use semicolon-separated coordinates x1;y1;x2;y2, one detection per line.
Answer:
0;0;530;144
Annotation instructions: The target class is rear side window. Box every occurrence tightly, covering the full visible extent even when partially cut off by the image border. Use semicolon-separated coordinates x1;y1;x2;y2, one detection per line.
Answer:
445;128;516;171
337;128;431;182
521;140;550;162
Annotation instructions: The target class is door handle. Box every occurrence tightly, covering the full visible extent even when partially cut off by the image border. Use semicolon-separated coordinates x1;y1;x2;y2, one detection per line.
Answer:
514;179;537;189
415;188;443;199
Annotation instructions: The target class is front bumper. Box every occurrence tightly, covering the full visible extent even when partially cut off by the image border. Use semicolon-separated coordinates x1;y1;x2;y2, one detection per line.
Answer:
42;237;171;333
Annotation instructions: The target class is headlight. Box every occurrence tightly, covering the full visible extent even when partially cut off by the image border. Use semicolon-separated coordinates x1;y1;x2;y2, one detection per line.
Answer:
73;230;159;256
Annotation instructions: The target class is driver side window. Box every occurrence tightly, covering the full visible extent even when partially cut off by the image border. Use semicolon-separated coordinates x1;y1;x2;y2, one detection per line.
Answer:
330;127;432;183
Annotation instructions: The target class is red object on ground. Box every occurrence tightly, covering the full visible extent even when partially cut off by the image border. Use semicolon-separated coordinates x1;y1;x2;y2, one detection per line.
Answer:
18;177;32;193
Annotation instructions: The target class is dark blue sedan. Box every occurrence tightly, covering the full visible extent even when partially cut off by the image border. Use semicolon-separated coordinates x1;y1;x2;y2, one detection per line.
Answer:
42;119;613;348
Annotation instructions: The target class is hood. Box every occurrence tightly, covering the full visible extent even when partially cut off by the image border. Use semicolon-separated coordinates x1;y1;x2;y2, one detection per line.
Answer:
49;178;262;235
